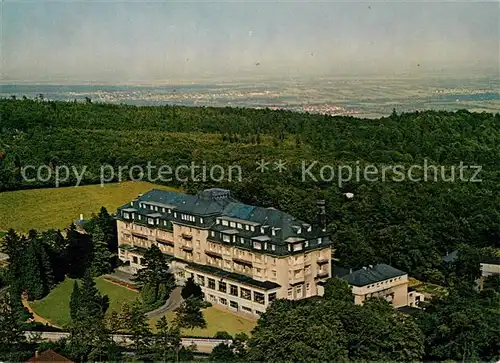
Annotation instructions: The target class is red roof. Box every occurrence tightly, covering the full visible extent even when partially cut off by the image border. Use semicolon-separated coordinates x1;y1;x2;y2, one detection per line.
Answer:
27;349;72;363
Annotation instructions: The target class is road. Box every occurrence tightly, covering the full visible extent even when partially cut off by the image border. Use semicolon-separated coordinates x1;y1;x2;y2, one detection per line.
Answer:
25;331;231;354
146;286;183;318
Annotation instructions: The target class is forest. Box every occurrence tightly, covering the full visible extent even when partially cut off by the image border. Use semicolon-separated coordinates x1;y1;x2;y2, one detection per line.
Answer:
0;98;499;280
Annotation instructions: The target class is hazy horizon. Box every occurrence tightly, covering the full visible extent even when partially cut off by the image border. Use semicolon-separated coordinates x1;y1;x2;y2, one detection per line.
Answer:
2;0;499;84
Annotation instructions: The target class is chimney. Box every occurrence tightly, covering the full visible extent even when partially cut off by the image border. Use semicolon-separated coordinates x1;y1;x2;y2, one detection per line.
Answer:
317;199;327;232
79;213;84;220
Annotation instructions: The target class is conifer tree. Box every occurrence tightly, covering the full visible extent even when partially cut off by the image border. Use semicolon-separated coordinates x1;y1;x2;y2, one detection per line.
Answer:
69;280;81;321
90;225;112;277
22;239;46;300
0;294;31;362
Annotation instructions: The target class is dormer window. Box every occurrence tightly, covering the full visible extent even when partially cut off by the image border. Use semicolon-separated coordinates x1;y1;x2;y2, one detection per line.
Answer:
168;209;171;213
297;228;301;234
250;226;255;232
230;222;236;228
305;241;309;248
260;227;264;234
271;244;276;251
148;218;154;225
200;217;204;224
293;243;303;251
253;242;262;250
317;237;322;244
307;226;312;232
272;229;276;236
237;223;242;229
123;212;130;219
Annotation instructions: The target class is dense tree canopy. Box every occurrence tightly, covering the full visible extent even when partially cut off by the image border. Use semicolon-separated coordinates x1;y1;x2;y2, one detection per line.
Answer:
1;99;498;279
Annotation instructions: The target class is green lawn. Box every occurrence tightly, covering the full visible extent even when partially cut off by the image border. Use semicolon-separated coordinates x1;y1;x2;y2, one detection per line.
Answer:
30;276;139;327
0;181;178;232
150;307;257;337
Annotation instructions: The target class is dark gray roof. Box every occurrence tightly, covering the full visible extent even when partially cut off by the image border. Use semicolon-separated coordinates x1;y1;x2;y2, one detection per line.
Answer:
442;250;458;263
341;264;406;287
117;188;329;247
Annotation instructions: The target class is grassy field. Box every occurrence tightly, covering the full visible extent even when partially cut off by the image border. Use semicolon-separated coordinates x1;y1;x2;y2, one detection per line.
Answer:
30;277;139;327
150;307;257;337
0;181;178;233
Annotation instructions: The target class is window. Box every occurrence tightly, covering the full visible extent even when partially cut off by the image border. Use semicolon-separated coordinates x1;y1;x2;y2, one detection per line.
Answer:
210;231;215;237
230;301;238;309
222;220;228;226
317;237;322;244
174;212;177;218
132;256;138;264
240;237;245;244
306;283;310;291
268;292;277;302
272;229;276;236
254;291;265;304
223;235;231;243
242;306;252;313
219;281;227;293
219;297;227;305
272;270;277;278
230;222;236;228
293;243;302;251
305;241;309;248
240;288;251;300
208;278;216;290
123;212;130;219
287;288;293;298
230;285;238;296
162;208;165;213
237;223;242;229
200;217;204;224
250;226;255;232
296;286;303;297
253;242;262;250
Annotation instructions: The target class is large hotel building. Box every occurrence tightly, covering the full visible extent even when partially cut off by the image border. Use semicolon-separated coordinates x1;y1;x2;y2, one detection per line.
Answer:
116;188;332;317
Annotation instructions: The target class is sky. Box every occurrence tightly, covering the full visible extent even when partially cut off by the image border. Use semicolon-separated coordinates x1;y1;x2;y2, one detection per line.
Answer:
1;0;499;83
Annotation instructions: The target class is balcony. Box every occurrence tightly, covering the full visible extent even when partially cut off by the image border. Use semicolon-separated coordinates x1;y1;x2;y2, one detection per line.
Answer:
205;250;223;259
317;257;329;265
316;271;329;278
156;238;174;247
232;257;253;268
182;245;193;252
182;233;193;240
131;231;148;240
